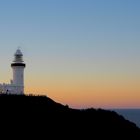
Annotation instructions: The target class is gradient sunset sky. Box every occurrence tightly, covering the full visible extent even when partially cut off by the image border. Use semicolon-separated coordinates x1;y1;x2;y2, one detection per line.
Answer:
0;0;140;108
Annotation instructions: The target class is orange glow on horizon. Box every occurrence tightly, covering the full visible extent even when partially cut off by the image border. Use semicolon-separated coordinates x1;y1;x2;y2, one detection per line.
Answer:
24;67;140;109
25;80;140;109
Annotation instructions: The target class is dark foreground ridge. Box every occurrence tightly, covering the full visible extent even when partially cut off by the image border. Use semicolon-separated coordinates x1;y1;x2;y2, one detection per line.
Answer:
0;94;140;138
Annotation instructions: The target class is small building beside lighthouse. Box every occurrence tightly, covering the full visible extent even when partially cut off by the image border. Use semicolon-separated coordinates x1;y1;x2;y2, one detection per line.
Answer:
0;49;26;94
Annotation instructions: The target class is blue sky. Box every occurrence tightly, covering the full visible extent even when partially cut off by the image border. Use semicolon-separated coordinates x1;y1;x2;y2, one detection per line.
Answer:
0;0;140;108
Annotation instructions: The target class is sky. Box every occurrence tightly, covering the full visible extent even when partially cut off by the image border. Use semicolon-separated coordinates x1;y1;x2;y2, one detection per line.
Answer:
0;0;140;108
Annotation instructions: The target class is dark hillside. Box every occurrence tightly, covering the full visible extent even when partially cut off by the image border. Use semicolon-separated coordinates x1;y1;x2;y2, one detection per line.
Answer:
0;94;139;139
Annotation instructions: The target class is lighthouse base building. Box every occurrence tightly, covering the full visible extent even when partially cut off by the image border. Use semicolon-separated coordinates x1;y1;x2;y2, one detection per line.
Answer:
0;49;26;95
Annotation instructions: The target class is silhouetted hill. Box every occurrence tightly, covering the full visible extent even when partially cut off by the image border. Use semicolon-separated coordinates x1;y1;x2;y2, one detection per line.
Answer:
0;94;139;139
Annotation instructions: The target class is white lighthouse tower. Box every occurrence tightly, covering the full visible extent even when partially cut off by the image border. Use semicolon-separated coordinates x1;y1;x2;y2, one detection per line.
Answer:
11;49;26;94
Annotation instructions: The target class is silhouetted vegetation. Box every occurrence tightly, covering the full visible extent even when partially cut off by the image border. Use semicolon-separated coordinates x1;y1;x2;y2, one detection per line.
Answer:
0;94;139;139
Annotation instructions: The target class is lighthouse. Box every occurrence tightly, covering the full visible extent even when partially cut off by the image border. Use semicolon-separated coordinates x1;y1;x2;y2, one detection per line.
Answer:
11;49;26;94
0;48;26;94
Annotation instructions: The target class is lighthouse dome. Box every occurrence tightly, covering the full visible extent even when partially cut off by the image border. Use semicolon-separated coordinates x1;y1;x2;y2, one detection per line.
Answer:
13;49;24;63
15;49;23;56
